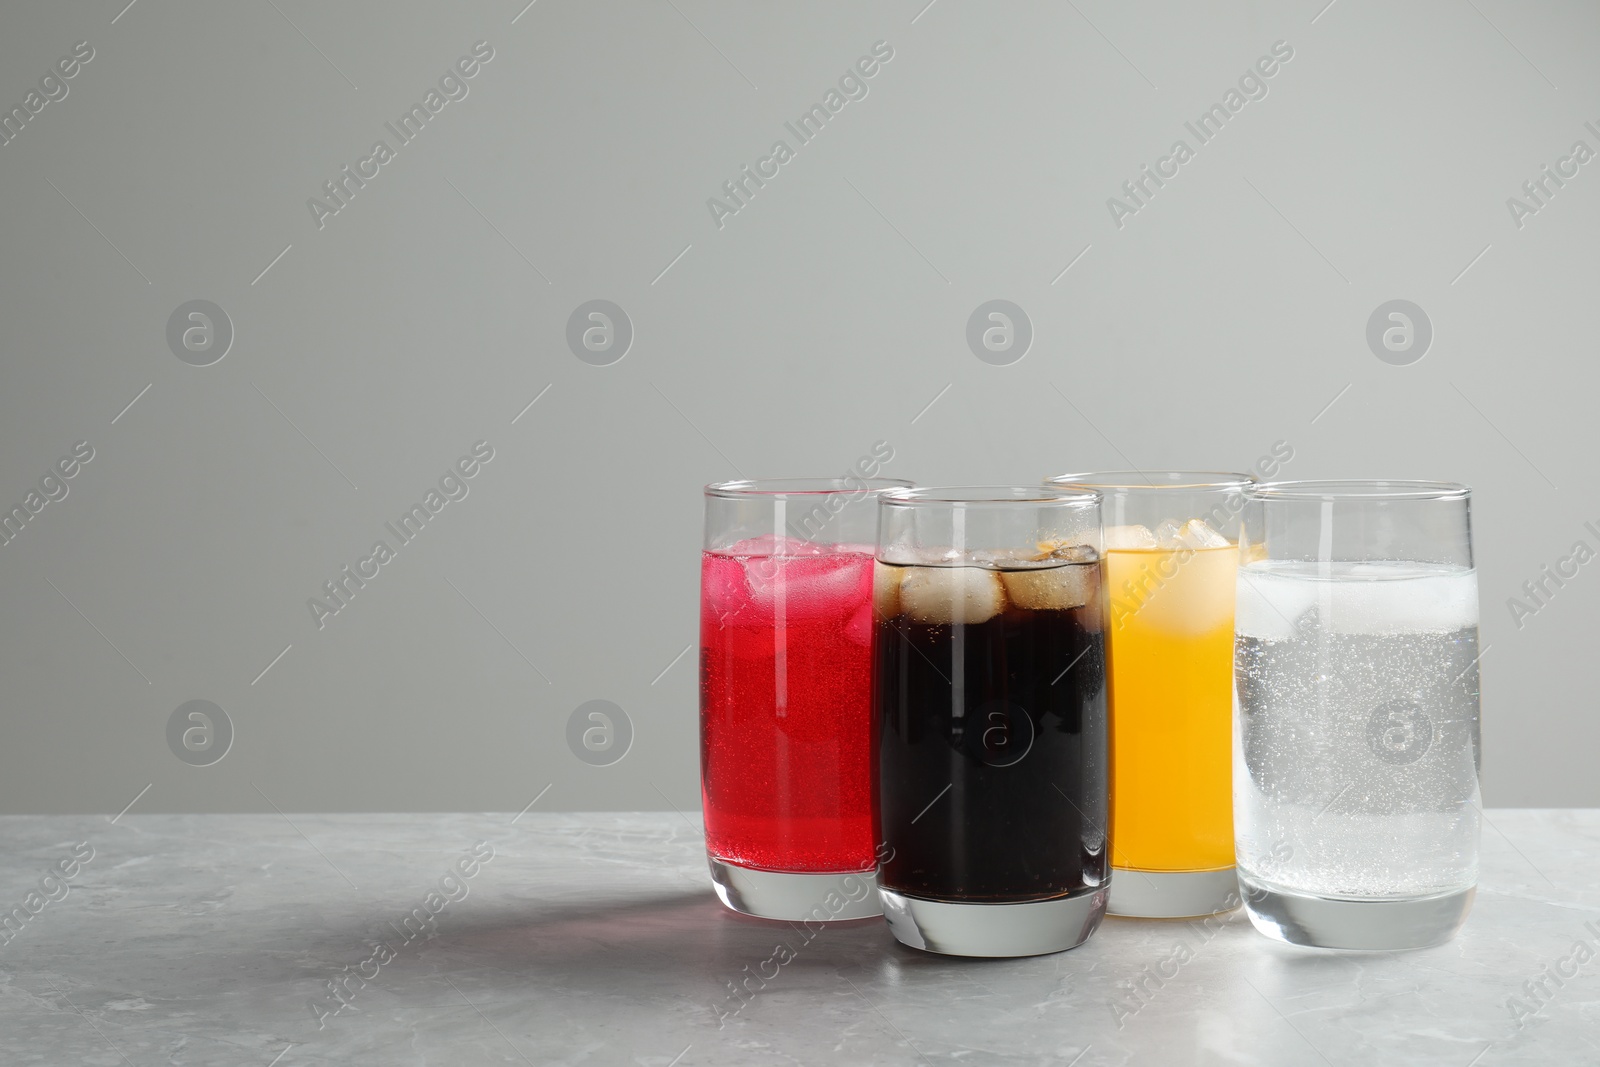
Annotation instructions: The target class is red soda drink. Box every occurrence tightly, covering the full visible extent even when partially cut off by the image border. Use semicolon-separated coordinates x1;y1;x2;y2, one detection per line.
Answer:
700;537;876;874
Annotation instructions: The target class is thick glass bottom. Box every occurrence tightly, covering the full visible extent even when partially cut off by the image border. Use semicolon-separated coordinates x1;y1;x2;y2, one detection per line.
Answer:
1238;871;1475;950
878;886;1107;958
1108;866;1239;918
708;858;882;922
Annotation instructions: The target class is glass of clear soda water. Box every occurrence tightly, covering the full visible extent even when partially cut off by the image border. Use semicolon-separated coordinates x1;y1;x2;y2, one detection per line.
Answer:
1234;481;1481;949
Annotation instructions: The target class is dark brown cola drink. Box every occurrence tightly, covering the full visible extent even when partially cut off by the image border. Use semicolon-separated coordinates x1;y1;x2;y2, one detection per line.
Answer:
870;490;1110;957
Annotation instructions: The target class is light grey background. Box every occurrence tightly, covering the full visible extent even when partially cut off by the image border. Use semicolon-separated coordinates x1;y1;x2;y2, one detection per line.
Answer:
0;0;1594;814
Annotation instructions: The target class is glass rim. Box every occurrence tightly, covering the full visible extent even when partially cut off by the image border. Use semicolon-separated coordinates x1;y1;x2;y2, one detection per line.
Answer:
1047;470;1256;491
880;485;1100;508
1246;479;1471;501
704;476;913;498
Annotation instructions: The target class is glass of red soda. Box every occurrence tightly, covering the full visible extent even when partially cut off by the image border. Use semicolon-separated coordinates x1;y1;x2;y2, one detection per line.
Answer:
701;477;912;920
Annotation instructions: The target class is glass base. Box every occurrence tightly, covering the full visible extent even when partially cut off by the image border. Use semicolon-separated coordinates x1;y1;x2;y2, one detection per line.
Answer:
708;859;882;922
1238;872;1475;950
1108;866;1239;918
878;886;1107;958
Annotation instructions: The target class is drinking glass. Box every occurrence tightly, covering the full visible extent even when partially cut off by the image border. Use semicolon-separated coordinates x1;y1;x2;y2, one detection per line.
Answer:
873;486;1109;956
1234;480;1481;949
701;477;912;921
1047;471;1253;918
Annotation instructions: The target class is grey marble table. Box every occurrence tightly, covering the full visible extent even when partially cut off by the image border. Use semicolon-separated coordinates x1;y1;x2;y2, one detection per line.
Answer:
0;811;1595;1066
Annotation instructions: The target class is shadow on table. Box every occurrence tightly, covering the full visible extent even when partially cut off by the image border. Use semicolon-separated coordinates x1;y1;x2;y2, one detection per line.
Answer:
319;885;926;1011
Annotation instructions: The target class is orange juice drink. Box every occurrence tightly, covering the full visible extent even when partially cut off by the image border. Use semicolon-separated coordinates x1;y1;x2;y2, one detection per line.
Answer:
1105;536;1237;877
1047;472;1257;918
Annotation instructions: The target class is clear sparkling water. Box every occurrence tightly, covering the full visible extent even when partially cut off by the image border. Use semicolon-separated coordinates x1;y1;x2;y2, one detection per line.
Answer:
1234;561;1481;899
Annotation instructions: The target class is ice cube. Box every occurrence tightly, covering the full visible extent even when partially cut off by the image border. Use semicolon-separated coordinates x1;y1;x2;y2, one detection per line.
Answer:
873;561;902;621
1001;563;1097;611
844;601;875;646
746;554;870;620
1235;568;1317;642
701;554;752;623
1104;524;1157;550
728;534;825;558
1175;518;1230;549
1045;541;1097;564
897;566;1006;625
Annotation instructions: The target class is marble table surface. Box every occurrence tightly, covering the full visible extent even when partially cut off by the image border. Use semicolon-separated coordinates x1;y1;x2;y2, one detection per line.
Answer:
0;811;1595;1066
